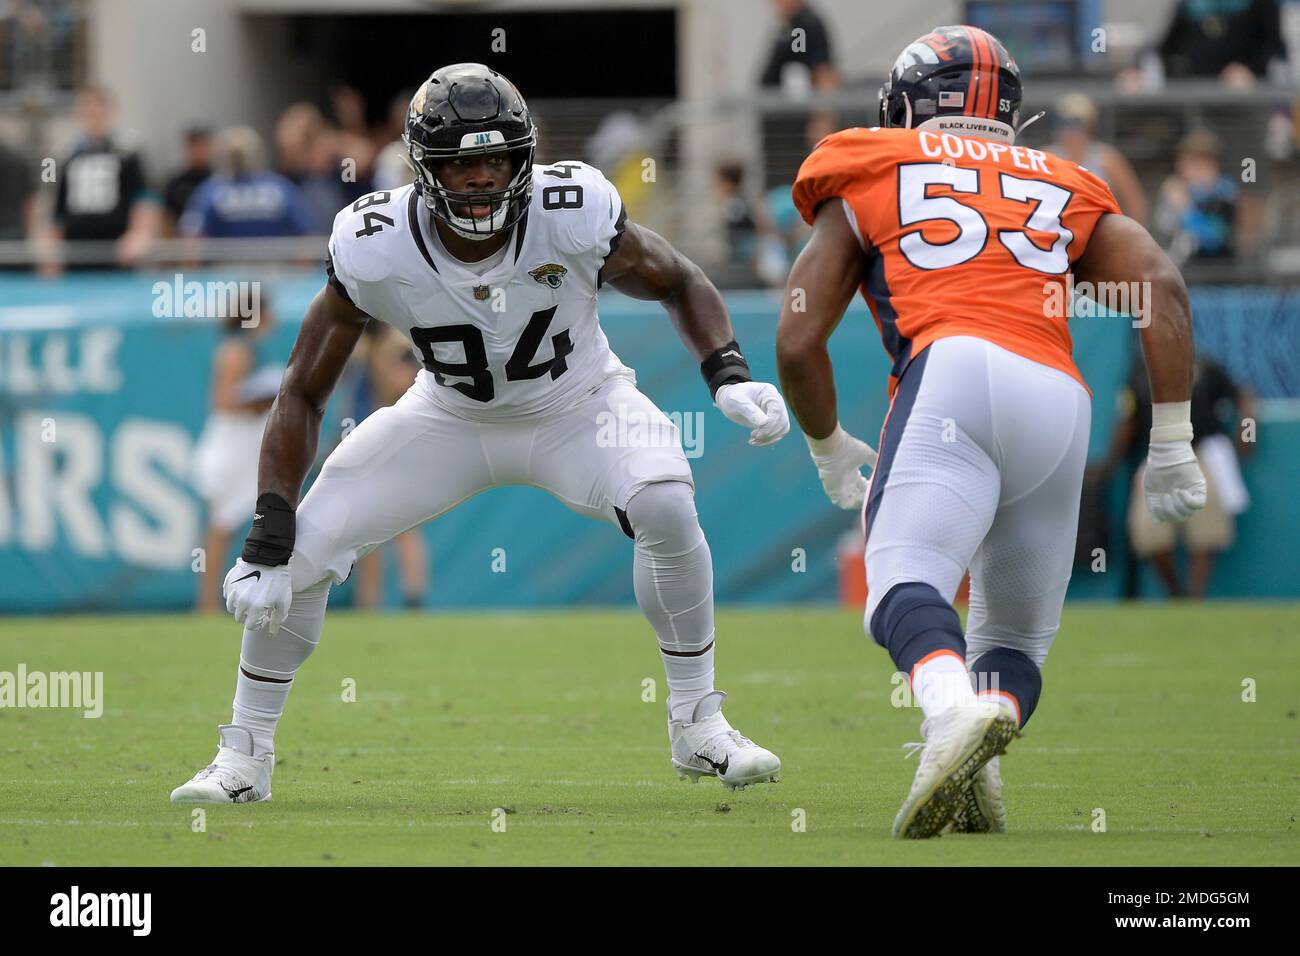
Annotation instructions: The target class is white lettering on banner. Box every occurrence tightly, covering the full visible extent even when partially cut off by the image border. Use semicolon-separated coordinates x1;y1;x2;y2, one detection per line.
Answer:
0;328;123;396
2;412;197;567
111;420;197;568
17;411;107;555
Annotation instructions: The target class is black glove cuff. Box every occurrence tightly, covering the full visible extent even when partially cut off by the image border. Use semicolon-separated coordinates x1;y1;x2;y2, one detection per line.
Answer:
241;492;296;567
700;340;752;400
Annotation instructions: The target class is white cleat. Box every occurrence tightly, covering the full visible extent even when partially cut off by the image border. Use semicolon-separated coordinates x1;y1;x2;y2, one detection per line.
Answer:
948;755;1007;834
893;700;1019;839
948;700;1017;834
170;724;274;805
669;691;781;791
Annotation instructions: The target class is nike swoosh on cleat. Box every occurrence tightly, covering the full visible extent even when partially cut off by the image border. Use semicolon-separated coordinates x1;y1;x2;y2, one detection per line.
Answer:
222;784;254;800
231;570;261;584
695;753;730;774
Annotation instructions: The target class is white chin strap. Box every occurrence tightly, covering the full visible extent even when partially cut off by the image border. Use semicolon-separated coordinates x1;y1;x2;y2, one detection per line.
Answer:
915;114;1017;145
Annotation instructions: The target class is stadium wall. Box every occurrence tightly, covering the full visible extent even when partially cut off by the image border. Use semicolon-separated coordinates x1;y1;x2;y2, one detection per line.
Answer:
0;274;1295;613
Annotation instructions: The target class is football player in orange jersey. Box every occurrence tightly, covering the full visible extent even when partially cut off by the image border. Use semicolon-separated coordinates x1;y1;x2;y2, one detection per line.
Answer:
776;26;1208;838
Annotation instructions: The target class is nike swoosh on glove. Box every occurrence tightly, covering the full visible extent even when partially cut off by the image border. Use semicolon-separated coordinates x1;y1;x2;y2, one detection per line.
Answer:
223;559;293;636
715;381;791;446
807;425;878;510
1143;439;1208;522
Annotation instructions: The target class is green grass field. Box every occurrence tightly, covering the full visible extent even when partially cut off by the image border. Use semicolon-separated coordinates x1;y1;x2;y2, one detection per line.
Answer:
1;603;1296;866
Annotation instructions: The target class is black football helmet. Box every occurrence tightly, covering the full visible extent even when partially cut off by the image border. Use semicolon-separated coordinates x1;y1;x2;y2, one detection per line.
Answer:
404;63;536;240
878;26;1024;143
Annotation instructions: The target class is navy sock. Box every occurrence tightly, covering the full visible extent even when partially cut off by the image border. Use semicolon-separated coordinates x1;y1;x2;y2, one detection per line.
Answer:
869;582;966;675
969;647;1042;727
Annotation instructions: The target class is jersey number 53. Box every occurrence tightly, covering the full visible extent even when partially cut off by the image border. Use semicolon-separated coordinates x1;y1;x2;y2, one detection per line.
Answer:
897;163;1074;274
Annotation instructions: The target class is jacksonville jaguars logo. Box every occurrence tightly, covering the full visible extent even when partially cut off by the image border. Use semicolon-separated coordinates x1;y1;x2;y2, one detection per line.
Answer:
529;263;568;289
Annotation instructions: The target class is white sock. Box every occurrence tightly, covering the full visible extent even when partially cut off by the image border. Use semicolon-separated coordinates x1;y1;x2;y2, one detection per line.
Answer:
662;645;715;723
976;689;1020;724
911;651;976;720
232;671;291;757
230;579;329;756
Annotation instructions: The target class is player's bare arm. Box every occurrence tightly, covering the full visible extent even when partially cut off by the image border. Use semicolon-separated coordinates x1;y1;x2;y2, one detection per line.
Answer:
256;284;368;509
776;199;865;439
603;220;791;445
775;200;879;509
602;220;735;360
1074;213;1206;524
220;283;368;636
1074;213;1194;404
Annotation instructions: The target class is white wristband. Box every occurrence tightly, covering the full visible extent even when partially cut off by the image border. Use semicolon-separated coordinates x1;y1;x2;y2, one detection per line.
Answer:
806;424;847;457
1150;401;1194;444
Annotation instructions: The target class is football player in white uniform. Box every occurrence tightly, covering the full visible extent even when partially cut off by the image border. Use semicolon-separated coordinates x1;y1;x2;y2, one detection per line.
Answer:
171;64;789;804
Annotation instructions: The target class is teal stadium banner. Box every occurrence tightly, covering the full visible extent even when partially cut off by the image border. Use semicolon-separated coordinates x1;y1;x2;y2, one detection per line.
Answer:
0;273;1296;612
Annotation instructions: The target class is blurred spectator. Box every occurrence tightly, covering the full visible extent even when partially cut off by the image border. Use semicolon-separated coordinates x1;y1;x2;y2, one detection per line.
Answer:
328;84;378;194
759;0;837;96
586;110;653;223
345;323;428;610
716;162;759;265
179;126;315;238
1158;0;1284;85
1046;94;1148;224
762;181;812;273
0;138;36;244
191;302;282;614
1;0;80;93
275;96;375;231
715;161;788;287
42;86;158;272
275;102;340;231
162;125;212;236
373;89;415;190
757;0;840;188
1153;129;1260;262
1093;357;1256;599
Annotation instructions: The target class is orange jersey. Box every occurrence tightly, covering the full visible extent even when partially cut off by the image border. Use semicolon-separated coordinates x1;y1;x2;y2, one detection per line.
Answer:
793;127;1121;393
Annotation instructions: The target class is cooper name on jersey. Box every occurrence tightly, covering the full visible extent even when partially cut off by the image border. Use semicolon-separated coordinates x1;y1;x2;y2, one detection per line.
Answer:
327;162;630;421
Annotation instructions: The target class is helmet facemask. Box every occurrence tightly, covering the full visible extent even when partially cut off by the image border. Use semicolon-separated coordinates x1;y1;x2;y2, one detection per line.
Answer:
406;133;535;241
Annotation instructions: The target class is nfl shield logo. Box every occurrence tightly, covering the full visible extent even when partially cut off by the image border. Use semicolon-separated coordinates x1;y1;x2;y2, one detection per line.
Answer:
473;285;490;301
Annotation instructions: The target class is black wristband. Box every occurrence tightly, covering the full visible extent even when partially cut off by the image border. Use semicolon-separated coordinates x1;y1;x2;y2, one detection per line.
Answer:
700;340;752;400
241;492;296;567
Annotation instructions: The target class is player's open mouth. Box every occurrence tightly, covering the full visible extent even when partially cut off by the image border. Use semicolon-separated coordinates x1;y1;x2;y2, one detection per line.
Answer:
462;198;493;220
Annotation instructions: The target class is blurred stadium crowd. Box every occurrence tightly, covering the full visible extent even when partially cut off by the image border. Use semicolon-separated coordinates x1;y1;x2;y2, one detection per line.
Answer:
1;0;1297;282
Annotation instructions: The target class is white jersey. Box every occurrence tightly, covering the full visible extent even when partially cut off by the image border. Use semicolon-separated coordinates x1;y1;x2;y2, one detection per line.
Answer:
327;162;631;421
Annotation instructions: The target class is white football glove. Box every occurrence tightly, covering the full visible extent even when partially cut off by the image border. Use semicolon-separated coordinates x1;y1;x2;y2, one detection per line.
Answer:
806;424;878;510
223;559;293;636
715;380;791;446
1143;440;1207;523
